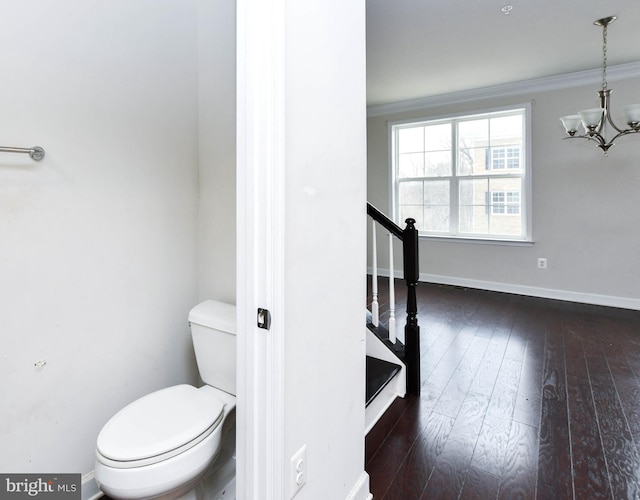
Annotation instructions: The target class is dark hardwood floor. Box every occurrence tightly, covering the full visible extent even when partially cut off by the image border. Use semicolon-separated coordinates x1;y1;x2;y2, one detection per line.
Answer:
365;278;640;499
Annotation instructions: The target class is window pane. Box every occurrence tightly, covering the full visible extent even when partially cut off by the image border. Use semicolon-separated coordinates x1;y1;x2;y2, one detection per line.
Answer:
398;181;425;230
424;180;449;205
423;180;449;232
399;180;423;205
419;123;452;177
487;178;522;235
425;124;451;151
397;126;424;154
398;152;424;178
489;115;523;173
490;114;522;140
458;119;488;175
459;178;489;233
490;177;521;194
424;206;450;232
425;150;451;177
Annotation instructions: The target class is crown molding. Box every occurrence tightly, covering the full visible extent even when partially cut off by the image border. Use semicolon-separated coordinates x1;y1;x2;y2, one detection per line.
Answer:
367;61;640;118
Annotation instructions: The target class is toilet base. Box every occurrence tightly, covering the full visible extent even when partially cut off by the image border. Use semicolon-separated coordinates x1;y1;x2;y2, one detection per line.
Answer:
188;411;236;500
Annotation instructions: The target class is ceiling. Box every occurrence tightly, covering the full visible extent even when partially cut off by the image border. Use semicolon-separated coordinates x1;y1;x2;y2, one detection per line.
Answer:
366;0;640;107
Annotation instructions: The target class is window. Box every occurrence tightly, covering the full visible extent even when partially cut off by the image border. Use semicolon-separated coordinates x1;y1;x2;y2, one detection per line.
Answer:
491;146;521;170
391;106;530;241
490;191;520;215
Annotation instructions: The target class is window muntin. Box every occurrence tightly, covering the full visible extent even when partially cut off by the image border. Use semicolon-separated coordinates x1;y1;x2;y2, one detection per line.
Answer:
392;107;529;241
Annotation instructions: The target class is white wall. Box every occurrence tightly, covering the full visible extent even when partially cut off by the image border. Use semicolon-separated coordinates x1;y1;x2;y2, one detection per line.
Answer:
368;75;640;309
198;0;237;304
283;2;368;498
0;0;200;476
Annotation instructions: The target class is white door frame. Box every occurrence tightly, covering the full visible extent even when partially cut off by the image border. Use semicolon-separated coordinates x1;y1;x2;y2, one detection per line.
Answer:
236;0;287;497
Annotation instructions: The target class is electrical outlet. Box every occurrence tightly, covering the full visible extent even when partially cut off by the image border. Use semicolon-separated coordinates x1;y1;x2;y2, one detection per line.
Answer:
537;257;548;269
290;445;307;498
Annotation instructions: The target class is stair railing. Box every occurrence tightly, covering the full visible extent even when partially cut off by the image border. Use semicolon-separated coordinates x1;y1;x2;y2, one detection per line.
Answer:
367;202;421;396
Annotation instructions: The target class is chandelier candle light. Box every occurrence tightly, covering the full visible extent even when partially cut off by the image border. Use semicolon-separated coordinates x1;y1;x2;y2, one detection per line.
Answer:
560;16;640;154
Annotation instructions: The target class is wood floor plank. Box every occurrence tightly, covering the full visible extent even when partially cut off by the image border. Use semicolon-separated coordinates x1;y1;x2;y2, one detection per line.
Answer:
471;357;522;476
366;397;424;499
421;326;478;408
432;336;489;418
564;329;611;498
602;336;640;449
366;396;414;465
381;410;454;500
420;392;490;499
460;465;500;500
469;336;509;397
498;421;538;499
420;327;461;381
536;325;573;499
583;335;640;499
512;315;545;428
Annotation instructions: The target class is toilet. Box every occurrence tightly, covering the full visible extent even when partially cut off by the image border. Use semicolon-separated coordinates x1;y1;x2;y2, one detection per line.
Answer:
94;300;237;499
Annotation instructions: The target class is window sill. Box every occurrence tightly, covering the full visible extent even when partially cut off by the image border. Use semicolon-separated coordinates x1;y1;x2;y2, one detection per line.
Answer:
419;234;534;247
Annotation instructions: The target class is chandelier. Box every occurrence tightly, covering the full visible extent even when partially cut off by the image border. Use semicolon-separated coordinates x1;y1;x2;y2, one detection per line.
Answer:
560;16;640;154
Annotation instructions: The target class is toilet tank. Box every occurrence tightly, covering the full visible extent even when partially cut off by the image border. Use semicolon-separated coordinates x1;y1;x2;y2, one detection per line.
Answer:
188;300;236;396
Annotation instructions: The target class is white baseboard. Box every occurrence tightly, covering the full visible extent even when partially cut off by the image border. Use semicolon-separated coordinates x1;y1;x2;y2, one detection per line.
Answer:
368;267;640;311
345;471;373;500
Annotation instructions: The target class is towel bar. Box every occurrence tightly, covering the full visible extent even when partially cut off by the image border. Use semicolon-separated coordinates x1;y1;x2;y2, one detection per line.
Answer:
0;146;45;161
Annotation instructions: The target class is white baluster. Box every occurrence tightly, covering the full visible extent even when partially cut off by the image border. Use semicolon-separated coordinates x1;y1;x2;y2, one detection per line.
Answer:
388;233;396;344
371;220;379;327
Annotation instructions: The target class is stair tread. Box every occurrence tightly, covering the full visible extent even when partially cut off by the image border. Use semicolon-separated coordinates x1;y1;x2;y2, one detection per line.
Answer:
366;356;401;408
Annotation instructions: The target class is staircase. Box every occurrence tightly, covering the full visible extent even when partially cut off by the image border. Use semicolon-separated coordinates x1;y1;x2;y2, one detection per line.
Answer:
365;314;406;433
364;203;420;433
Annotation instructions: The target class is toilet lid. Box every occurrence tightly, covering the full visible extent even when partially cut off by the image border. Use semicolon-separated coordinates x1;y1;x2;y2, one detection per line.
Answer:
97;385;225;463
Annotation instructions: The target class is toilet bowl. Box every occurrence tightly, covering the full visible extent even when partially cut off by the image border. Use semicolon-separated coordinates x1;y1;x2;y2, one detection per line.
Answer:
95;300;237;499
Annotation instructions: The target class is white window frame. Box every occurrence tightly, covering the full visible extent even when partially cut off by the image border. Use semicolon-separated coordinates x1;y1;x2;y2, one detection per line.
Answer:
390;104;532;243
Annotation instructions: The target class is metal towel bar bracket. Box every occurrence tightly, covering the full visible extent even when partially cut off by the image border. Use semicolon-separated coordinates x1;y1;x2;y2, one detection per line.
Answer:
0;146;45;161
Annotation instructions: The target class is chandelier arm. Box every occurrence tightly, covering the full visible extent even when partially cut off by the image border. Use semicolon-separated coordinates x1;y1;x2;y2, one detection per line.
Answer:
562;133;606;147
608;128;640;144
604;110;628;134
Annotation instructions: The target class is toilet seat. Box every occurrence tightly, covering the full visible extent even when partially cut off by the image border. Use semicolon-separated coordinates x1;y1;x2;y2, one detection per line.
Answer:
96;385;225;469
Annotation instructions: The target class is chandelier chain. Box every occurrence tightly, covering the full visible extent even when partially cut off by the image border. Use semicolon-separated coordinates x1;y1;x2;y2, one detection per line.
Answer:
602;23;608;91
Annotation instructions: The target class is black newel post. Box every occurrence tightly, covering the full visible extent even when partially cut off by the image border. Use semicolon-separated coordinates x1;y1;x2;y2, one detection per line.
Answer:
402;218;421;396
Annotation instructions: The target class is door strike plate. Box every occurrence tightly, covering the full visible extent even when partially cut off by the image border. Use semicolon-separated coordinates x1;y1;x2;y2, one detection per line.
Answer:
257;308;271;330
